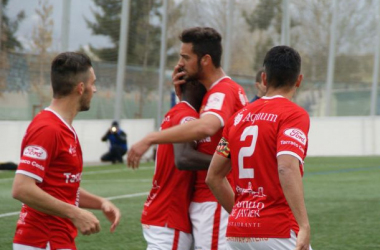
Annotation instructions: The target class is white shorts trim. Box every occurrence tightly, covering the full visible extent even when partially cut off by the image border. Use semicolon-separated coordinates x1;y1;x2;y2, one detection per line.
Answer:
13;243;72;250
226;230;313;250
189;201;229;250
142;224;192;250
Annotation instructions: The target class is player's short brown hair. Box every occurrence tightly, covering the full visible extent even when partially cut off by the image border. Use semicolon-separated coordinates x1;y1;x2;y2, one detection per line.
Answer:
51;52;92;98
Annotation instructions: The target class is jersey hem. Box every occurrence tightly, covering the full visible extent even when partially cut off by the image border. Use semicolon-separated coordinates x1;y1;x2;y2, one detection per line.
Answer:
16;170;43;183
277;151;304;165
140;221;192;234
200;111;224;127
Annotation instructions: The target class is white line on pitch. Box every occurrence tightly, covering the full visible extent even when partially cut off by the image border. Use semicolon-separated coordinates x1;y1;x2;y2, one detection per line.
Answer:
0;192;149;219
0;166;154;182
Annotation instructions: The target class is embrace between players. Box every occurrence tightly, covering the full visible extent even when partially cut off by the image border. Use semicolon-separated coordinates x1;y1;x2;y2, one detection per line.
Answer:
11;26;312;250
127;27;312;250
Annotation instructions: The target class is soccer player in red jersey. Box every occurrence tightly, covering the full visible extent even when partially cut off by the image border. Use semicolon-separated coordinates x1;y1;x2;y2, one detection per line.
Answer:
141;80;212;249
206;46;313;250
128;27;248;249
12;52;121;250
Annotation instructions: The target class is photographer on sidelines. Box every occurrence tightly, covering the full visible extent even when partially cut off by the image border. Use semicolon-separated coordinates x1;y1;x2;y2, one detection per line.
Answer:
101;121;127;164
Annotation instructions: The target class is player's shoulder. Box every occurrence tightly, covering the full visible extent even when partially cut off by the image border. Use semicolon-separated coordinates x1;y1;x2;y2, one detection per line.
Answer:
28;110;63;134
214;77;243;90
166;102;198;123
280;100;310;123
285;100;309;116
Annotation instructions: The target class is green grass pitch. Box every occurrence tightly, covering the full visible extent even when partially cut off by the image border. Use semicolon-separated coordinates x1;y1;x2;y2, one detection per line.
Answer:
0;157;380;250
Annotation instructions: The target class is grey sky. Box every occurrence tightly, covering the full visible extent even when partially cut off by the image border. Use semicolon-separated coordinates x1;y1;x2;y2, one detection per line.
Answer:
6;0;111;52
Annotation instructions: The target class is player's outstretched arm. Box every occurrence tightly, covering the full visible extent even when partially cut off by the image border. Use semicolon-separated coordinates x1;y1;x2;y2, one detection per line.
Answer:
78;188;121;233
206;153;234;213
127;114;221;169
278;155;311;250
12;174;101;235
173;142;212;170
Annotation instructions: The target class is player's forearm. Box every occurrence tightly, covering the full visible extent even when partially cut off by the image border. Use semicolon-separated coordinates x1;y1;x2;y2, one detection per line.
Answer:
174;143;212;170
78;188;106;210
176;152;212;170
207;177;234;213
148;119;216;145
278;163;310;230
12;175;79;219
206;154;234;213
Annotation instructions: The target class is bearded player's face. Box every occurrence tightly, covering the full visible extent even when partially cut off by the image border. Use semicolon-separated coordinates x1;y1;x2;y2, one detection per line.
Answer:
79;67;97;111
178;43;203;81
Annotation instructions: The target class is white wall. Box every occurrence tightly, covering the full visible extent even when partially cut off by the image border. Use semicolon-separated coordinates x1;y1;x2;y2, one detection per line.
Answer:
0;119;155;164
308;117;380;156
1;117;379;164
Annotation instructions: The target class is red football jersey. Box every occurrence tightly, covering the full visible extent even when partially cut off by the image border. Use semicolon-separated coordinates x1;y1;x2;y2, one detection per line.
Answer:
13;109;83;249
141;101;198;233
216;96;310;238
194;76;248;202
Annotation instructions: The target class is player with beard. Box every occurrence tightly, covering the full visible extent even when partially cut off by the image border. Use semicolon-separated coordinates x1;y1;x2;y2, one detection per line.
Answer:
128;27;248;250
12;52;121;250
206;46;312;250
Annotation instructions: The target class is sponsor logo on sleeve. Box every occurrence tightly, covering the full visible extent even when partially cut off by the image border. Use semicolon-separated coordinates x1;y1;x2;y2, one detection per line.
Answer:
284;128;307;145
239;89;247;106
180;116;196;124
204;92;225;111
234;111;244;126
23;145;48;160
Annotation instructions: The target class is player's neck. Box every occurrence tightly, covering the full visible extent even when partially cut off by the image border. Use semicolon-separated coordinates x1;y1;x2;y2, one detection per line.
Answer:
200;67;226;90
48;98;79;125
265;87;296;101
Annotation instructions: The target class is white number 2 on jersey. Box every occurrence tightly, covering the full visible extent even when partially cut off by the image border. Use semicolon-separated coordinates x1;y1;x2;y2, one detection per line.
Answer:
238;125;258;179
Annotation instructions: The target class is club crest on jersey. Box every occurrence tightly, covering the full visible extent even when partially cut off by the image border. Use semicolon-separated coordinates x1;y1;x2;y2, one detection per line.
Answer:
234;111;244;126
69;144;77;155
284;128;307;145
23;145;47;160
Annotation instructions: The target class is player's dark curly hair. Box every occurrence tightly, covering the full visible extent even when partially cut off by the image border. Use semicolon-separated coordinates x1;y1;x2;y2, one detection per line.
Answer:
181;80;207;112
263;46;301;89
51;52;92;98
180;27;222;68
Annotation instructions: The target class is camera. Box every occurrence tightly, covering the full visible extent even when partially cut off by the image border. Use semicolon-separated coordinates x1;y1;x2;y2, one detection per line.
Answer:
111;126;117;133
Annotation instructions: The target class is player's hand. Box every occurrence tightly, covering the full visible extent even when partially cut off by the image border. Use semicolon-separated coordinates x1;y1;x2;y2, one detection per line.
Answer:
294;226;311;250
71;208;101;236
100;199;121;233
172;64;186;98
127;138;151;169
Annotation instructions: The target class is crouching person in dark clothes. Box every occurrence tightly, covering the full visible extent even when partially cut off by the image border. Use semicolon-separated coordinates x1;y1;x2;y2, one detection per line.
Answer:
101;121;127;164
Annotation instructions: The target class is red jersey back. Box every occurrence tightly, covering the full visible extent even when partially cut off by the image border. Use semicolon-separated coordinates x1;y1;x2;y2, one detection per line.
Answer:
217;96;310;238
13;109;83;249
141;101;198;233
194;76;248;202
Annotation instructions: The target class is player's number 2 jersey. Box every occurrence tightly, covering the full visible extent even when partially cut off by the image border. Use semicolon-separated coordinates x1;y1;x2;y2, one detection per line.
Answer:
216;96;310;238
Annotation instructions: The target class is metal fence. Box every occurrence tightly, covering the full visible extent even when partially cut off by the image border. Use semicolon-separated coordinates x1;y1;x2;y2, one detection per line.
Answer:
1;0;379;121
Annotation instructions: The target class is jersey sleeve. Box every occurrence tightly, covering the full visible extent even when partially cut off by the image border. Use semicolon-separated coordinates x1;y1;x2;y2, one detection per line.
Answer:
201;86;237;127
277;110;310;167
17;126;58;182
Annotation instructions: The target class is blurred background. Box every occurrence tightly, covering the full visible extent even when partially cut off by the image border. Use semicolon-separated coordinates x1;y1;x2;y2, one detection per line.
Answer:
1;0;379;123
